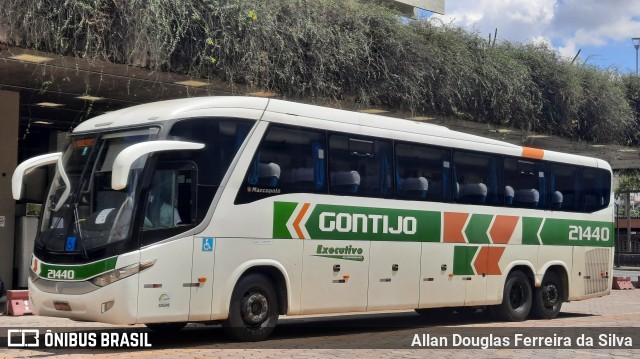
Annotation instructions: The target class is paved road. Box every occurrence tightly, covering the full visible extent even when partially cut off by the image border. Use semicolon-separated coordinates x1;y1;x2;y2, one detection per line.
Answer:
1;289;640;359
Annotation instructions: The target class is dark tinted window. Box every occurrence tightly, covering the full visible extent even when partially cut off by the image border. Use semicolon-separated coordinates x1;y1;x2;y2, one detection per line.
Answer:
503;158;548;209
166;117;254;222
549;163;582;212
453;151;502;205
583;168;611;212
328;135;393;198
236;125;327;204
395;142;451;202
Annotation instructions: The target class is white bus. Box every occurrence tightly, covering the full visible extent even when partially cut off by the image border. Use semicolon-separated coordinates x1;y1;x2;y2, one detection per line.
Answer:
14;97;614;341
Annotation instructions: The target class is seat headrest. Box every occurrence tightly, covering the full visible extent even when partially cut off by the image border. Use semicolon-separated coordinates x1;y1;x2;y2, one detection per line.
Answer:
259;163;281;179
331;170;361;186
505;186;514;197
402;177;428;191
552;191;563;203
515;188;539;203
460;183;487;196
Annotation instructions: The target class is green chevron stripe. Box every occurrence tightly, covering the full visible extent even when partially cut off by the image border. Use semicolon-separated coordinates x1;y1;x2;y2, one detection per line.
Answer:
522;217;543;245
465;214;492;244
273;201;297;239
539;219;614;247
522;217;613;247
274;201;441;242
453;246;478;275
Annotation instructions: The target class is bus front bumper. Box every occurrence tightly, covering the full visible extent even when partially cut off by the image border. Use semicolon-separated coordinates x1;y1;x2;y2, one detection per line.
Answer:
28;274;139;325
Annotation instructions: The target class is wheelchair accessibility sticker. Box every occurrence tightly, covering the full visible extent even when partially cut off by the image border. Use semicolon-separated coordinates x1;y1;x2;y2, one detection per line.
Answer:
202;238;214;252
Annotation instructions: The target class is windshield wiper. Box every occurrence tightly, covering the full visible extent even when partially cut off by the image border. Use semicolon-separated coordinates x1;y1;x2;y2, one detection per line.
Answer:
52;160;72;212
74;203;89;260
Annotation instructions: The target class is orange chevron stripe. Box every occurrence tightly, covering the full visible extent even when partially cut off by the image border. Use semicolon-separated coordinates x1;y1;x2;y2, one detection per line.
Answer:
293;203;311;239
444;212;469;243
490;215;519;244
473;246;506;275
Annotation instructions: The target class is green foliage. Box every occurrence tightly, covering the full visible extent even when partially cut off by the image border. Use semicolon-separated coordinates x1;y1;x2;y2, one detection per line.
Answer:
616;169;640;194
2;0;639;144
621;75;640;145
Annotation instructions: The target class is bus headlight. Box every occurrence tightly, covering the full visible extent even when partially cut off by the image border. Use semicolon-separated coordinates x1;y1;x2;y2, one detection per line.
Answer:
90;260;156;287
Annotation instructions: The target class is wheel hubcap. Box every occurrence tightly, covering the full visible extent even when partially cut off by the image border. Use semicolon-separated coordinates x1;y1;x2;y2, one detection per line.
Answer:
241;291;269;325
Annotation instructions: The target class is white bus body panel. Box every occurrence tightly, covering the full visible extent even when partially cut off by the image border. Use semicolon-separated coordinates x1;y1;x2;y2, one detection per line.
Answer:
419;243;465;308
367;241;420;311
301;239;369;314
189;236;216;321
137;237;193;323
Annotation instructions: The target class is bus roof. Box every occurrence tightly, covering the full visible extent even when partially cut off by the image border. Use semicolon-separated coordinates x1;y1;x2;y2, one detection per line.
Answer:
73;96;609;171
73;97;270;133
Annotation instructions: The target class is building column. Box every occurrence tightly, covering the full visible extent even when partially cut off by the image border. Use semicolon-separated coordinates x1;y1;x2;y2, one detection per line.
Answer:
0;90;19;290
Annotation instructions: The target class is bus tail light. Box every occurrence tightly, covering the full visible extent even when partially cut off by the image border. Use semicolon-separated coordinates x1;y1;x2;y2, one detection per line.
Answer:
90;260;156;287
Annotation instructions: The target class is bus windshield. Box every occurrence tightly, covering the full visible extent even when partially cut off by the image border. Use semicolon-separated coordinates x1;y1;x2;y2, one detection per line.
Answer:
37;128;159;261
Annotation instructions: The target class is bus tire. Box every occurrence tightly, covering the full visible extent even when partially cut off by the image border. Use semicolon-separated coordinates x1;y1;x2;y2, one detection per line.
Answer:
531;271;563;319
145;322;186;332
494;270;532;322
223;273;279;342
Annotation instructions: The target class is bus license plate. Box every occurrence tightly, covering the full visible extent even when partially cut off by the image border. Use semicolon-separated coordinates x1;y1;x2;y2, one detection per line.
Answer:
53;301;72;311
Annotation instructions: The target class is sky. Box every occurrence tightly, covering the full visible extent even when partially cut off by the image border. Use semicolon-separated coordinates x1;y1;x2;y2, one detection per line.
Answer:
424;0;640;73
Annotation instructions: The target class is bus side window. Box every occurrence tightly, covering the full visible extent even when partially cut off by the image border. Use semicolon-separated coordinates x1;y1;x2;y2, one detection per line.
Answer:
236;125;327;204
583;167;611;212
503;158;548;209
167;117;256;224
328;135;393;198
395;142;451;202
549;163;582;212
453;151;502;206
143;168;193;230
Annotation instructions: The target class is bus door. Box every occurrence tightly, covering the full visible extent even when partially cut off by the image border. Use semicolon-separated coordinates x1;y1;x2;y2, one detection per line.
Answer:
300;239;371;314
367;241;421;310
419;243;465;308
137;162;198;323
463;244;488;306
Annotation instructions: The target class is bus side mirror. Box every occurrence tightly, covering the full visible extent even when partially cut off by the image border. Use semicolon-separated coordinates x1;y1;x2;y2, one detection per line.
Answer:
12;152;62;200
111;141;205;190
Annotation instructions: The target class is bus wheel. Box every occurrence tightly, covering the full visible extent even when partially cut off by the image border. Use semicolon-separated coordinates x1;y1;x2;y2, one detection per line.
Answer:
145;322;186;332
531;271;563;319
494;270;532;321
223;273;279;342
